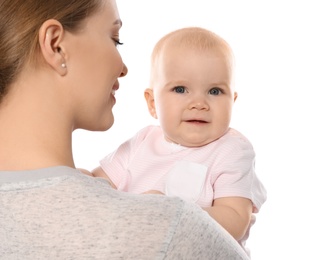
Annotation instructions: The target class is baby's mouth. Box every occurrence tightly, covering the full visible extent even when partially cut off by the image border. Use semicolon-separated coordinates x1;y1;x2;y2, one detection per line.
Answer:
186;120;207;123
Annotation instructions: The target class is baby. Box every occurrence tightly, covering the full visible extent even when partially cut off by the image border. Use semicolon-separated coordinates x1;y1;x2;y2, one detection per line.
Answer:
92;27;267;255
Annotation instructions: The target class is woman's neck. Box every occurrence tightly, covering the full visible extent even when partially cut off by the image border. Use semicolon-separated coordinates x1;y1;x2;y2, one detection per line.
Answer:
0;118;75;171
0;83;75;171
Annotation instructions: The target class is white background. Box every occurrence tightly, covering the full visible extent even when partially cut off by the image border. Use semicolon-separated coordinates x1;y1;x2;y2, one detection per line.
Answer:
73;1;323;259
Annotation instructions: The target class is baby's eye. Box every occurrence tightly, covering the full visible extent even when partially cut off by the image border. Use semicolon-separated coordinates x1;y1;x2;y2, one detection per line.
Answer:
173;86;186;93
209;88;222;95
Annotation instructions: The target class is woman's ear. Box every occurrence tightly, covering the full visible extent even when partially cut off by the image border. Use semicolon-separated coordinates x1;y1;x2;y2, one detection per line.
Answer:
144;88;158;119
38;19;67;76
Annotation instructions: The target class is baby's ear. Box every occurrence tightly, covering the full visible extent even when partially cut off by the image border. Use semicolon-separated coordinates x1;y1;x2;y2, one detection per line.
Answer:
144;88;158;119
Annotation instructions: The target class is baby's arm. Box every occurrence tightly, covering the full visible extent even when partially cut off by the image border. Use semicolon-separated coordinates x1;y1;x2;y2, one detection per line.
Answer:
91;167;117;189
203;197;252;241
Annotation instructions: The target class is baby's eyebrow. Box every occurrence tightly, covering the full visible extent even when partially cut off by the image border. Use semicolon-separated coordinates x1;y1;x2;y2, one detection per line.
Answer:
210;82;229;88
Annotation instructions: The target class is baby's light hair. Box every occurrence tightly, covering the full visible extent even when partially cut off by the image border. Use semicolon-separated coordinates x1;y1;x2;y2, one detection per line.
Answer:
149;27;235;88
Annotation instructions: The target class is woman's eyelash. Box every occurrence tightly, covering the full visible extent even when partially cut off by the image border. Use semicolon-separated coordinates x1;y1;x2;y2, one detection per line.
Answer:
114;39;124;46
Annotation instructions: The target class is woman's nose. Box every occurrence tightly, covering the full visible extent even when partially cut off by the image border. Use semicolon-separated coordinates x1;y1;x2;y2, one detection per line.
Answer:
119;63;128;77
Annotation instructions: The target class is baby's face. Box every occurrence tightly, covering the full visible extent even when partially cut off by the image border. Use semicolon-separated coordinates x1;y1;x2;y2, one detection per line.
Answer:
151;45;236;147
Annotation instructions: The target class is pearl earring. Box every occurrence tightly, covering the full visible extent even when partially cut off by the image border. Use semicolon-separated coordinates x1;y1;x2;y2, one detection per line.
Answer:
61;63;66;68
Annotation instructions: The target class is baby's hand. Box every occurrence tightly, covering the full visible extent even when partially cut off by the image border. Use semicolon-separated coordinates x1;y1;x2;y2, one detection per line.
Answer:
142;190;164;195
78;168;94;177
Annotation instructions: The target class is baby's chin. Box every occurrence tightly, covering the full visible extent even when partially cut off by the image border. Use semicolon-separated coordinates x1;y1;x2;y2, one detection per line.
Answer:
166;136;218;148
177;129;230;147
181;140;216;148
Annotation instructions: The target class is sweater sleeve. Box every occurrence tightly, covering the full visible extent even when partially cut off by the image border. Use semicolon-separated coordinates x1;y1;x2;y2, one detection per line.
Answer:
165;201;250;260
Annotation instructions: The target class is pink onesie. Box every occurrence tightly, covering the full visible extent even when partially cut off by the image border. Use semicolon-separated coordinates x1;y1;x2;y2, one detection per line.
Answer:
100;125;267;253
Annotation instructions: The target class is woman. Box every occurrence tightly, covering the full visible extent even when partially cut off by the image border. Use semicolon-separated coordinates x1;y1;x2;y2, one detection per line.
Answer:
0;0;249;259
